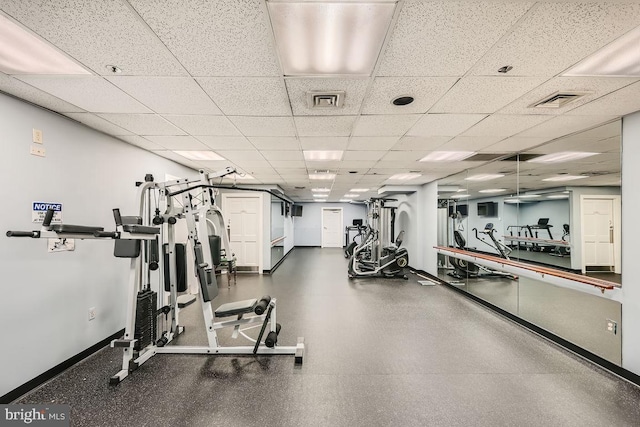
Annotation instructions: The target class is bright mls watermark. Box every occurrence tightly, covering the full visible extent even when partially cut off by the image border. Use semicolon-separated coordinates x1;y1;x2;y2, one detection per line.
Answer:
1;405;69;426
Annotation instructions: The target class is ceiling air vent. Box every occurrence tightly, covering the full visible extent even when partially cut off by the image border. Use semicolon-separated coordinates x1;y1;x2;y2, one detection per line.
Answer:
501;154;543;162
530;91;591;109
307;91;345;109
466;153;504;162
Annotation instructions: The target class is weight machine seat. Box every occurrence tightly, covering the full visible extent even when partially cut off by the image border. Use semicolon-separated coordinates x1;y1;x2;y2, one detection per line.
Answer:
50;224;104;234
214;298;257;318
122;224;160;235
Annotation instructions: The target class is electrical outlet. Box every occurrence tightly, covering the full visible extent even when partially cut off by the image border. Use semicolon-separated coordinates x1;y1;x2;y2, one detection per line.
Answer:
32;129;43;144
606;319;617;334
30;145;46;157
88;307;96;321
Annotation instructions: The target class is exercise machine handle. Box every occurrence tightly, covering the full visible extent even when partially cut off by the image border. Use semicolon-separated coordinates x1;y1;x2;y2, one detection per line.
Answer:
42;209;55;227
113;208;123;226
94;231;119;238
6;231;39;238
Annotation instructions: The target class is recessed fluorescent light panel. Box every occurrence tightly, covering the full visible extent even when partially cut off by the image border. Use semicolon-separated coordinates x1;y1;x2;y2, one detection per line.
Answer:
350;188;369;192
0;14;90;75
344;193;358;198
547;194;570;199
451;194;470;199
564;24;640;77
173;151;225;161
420;151;475;162
309;173;336;180
313;194;328;198
304;150;343;161
312;188;331;193
542;175;588;182
339;199;351;202
527;151;598;163
267;0;397;76
465;174;505;182
519;194;540;198
478;188;506;194
388;173;421;181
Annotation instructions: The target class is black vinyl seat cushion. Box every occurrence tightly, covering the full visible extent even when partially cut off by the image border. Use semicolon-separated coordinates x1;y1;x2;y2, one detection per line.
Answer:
214;298;257;317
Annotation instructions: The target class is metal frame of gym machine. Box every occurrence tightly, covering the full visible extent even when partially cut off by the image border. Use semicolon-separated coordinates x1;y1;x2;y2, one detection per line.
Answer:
111;167;304;384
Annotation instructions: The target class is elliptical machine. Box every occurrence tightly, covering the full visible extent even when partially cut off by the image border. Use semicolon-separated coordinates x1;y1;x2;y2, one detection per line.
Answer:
348;198;409;279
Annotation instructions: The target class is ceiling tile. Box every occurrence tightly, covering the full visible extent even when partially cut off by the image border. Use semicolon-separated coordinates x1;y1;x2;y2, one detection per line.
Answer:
261;150;304;161
217;150;266;162
198;160;234;170
65;113;132;136
231;117;296;137
352;115;420;137
107;77;221;115
516;115;618;139
462;115;552;137
144;135;210;150
498;77;639;116
285;78;369;116
407;114;486;137
295;117;356;137
98;114;185;135
0;0;187;76
381;151;426;162
343;151;386;161
347;137;399;151
305;161;342;170
0;73;83;112
430;77;546;114
470;2;640;77
231;160;272;169
195;136;254;150
362;77;458;114
16;76;150;113
248;137;300;150
272;164;307;173
197;77;290;116
478;136;548;153
300;137;350;150
164;115;240;136
338;161;377;169
377;1;533;76
152;151;199;169
128;0;280;76
437;136;503;151
567;81;640;117
117;135;165;151
392;136;451;151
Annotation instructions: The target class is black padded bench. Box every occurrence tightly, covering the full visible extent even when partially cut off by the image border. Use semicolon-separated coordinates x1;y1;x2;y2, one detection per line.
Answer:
214;299;257;317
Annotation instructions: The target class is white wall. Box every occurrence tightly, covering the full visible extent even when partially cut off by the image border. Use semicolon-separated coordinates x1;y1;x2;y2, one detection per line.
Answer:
621;111;640;376
294;202;366;246
0;94;196;397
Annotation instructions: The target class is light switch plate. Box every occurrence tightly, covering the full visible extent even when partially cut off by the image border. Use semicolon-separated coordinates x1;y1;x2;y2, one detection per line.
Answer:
33;129;43;144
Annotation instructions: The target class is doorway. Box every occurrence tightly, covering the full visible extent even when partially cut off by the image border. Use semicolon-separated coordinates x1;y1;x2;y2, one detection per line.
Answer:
581;195;621;274
222;193;263;272
321;208;343;248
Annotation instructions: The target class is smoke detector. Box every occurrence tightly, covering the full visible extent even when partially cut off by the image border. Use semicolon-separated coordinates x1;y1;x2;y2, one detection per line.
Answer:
307;91;345;109
530;91;591;109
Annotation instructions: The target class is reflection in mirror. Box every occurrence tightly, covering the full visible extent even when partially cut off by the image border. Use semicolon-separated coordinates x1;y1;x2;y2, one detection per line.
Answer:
270;195;286;269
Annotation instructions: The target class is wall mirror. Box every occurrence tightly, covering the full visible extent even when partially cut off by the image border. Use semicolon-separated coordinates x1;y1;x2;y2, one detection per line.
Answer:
270;195;286;269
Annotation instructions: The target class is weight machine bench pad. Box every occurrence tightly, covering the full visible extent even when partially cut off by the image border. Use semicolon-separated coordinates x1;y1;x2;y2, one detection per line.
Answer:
122;224;160;235
51;224;104;235
214;298;257;317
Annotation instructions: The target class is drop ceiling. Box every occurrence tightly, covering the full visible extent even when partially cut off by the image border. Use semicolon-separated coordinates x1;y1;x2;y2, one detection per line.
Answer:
1;0;639;202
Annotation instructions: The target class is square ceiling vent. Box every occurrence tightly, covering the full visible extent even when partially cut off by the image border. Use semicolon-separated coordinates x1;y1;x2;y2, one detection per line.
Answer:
529;91;591;109
307;91;346;109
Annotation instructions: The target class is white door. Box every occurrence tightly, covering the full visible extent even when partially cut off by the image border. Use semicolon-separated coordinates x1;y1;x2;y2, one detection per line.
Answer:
322;208;343;248
582;198;614;270
223;195;262;271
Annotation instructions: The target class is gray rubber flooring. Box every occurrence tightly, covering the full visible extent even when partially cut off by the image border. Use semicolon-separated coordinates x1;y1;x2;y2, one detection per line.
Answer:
17;248;640;426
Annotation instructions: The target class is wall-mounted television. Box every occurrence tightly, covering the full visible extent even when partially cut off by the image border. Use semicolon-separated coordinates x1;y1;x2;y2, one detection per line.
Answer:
477;202;497;217
291;205;303;217
448;204;468;217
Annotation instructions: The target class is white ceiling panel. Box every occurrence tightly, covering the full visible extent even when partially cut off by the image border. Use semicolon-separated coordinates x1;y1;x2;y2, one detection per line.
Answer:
407;114;486;137
0;0;187;76
164;115;240;136
197;77;290;116
217;150;266;162
362;77;458;115
338;161;377;169
295;117;356;137
342;151;386;161
98;114;186;135
285;78;369;116
567;81;640;117
117;135;165;151
128;0;280;76
438;136;503;151
462;115;552;137
381;151;425;162
471;2;640;77
392;136;451;151
516;115;618;139
107;77;221;115
430;77;546;114
144;136;210;150
377;1;533;76
0;73;83;113
305;161;342;170
65;113;132;136
300;137;350;150
479;136;548;153
232;160;272;169
16;76;150;113
195;136;254;150
261;150;304;161
272;164;307;173
152;151;200;168
352;115;420;137
347;137;399;151
248;137;300;150
231;117;296;137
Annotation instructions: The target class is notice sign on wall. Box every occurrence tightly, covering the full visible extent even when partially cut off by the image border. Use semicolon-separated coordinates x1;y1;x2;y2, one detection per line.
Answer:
32;202;63;223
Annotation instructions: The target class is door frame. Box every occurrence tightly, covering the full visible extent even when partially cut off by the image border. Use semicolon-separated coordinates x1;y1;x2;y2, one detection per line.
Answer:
580;195;621;274
221;193;264;274
321;207;344;248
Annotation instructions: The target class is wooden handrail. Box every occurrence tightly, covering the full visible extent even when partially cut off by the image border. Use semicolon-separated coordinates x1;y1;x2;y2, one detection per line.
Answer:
435;246;616;291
